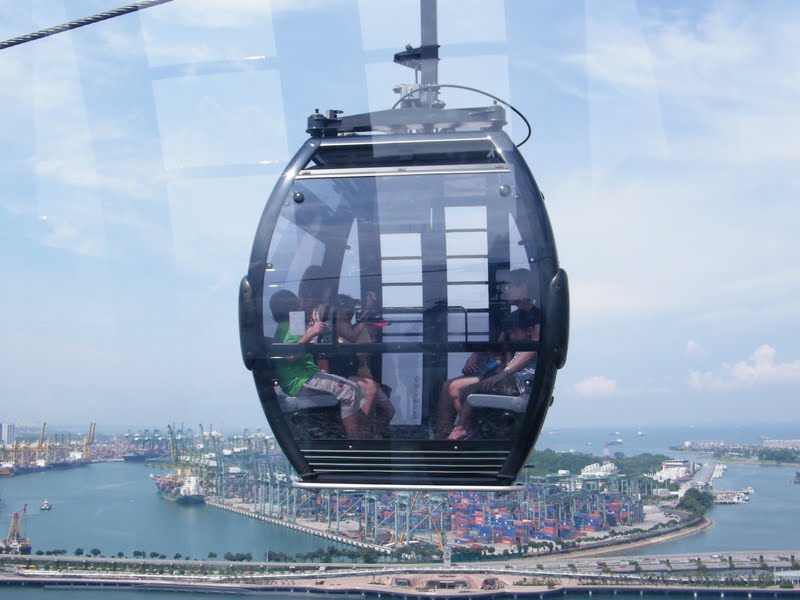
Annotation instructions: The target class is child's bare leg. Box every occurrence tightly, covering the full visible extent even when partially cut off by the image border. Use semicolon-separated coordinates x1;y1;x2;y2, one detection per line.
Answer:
447;403;474;440
349;376;380;438
376;391;394;423
373;389;395;437
351;376;378;416
436;376;479;439
436;377;459;439
342;412;365;439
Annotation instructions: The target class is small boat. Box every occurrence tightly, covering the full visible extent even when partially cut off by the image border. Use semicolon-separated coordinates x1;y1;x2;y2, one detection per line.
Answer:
40;499;51;511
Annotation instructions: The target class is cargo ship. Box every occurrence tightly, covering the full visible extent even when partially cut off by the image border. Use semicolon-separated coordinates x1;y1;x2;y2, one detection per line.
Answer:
122;451;163;463
154;472;204;504
50;457;90;470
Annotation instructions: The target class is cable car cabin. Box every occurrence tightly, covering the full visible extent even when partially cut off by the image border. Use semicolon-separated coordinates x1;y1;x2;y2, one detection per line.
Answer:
240;123;569;491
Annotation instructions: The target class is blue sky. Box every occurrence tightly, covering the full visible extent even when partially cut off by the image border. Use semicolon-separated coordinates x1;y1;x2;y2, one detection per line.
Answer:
1;0;799;432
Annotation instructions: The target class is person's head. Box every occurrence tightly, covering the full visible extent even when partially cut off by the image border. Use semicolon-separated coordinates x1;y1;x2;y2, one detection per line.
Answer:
502;311;537;342
298;265;332;311
269;289;300;323
336;294;357;322
504;269;536;307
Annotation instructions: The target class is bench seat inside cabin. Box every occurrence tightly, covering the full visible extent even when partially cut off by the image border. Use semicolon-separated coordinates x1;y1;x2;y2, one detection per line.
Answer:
466;393;527;413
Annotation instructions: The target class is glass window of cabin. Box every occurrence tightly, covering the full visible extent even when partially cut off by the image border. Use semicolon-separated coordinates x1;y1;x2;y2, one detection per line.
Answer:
263;144;541;443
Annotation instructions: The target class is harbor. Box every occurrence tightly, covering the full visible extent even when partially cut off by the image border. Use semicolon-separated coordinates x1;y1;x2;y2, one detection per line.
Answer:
1;426;798;600
1;430;798;562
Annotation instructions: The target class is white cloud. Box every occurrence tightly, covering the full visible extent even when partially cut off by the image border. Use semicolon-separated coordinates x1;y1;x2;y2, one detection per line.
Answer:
560;5;800;167
689;344;800;390
143;0;331;30
574;376;618;397
685;340;710;361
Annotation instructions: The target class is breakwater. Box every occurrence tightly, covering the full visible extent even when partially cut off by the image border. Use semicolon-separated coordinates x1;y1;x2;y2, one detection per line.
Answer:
205;500;390;554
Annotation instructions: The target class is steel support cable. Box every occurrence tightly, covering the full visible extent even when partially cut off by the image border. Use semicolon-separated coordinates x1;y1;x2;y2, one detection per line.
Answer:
0;0;176;51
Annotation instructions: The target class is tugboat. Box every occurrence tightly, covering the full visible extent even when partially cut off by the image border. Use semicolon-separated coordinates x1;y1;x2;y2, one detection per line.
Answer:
40;499;52;511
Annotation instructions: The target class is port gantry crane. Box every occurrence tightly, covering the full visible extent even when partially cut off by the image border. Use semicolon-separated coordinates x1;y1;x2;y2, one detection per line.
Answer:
35;422;47;463
0;422;95;469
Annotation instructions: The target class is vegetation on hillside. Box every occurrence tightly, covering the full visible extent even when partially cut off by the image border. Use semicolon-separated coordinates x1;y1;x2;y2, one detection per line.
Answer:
524;449;670;478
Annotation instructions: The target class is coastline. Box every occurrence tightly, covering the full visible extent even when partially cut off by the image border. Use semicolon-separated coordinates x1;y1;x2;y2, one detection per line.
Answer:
564;515;713;558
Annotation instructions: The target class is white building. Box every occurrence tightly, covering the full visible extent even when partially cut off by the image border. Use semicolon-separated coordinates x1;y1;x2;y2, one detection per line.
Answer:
580;462;619;477
1;422;16;445
650;459;695;483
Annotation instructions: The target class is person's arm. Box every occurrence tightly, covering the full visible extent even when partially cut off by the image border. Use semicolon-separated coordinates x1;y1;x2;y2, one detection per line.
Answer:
503;351;536;375
336;318;367;343
462;352;481;374
277;321;326;361
297;320;326;344
478;351;537;390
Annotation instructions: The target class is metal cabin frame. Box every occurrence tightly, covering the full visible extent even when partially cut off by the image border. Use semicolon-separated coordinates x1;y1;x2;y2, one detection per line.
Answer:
239;122;569;491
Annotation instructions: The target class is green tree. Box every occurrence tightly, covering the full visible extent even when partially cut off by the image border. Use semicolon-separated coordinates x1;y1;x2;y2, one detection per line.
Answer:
74;548;84;556
208;552;217;559
677;488;714;515
758;448;798;463
90;548;101;557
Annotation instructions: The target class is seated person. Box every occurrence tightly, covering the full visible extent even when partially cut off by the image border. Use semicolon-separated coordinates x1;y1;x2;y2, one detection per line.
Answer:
330;294;374;377
269;289;372;439
436;350;499;439
443;310;539;440
331;293;395;438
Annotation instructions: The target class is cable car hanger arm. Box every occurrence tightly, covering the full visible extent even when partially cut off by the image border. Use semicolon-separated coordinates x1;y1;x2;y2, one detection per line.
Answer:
306;105;509;138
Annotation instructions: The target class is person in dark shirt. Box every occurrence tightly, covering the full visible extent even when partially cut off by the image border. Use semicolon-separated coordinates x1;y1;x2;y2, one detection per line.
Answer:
446;310;539;440
436;268;540;439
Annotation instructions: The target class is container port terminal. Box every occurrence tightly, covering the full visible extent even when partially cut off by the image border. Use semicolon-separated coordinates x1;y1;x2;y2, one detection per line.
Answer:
2;423;767;558
0;422;95;475
117;425;656;552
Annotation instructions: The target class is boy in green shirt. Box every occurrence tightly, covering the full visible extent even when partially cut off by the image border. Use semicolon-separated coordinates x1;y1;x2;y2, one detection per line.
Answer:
269;289;368;438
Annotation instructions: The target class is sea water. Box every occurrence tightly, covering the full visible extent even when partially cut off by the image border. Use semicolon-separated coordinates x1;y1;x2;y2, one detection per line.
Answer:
0;462;347;560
